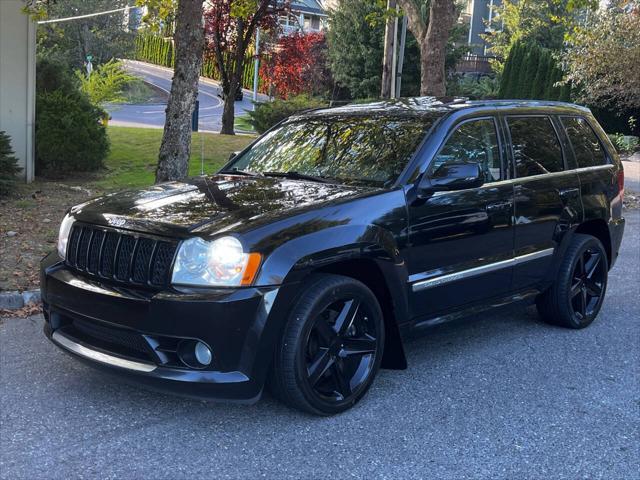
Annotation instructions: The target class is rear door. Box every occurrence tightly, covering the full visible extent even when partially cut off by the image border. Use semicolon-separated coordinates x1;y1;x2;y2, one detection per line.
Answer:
504;115;583;291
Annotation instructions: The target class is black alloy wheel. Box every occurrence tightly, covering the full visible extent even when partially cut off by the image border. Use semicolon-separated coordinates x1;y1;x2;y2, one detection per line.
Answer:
270;274;385;415
304;298;378;403
569;246;606;321
537;233;608;329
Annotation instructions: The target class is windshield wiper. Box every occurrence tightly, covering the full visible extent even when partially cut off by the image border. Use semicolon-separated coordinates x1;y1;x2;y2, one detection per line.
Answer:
220;168;263;177
262;171;332;184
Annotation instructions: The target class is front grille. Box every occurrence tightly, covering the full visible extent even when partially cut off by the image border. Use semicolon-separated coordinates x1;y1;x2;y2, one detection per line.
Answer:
66;224;177;288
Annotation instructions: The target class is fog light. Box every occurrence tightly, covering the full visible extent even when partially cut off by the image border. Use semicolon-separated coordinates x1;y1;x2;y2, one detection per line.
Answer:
194;341;212;366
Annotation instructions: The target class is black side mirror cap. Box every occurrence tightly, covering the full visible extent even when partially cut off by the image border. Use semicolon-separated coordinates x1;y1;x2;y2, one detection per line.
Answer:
229;151;240;161
418;162;484;197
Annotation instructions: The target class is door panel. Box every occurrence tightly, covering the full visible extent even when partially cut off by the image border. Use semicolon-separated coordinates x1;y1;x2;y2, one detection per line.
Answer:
407;117;514;319
506;115;583;291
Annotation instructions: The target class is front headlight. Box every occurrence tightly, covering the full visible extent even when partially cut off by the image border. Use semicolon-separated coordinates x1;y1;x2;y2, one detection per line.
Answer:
171;236;262;287
57;214;75;259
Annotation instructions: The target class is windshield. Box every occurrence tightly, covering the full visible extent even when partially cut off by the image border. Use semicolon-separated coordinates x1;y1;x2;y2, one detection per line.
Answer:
224;116;434;186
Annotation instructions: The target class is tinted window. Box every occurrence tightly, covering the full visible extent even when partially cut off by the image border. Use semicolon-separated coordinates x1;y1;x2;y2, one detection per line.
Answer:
561;116;608;168
228;117;434;185
508;116;564;177
432;118;502;182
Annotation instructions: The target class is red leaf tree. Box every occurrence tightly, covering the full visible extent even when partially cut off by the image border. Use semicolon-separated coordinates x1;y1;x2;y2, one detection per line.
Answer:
204;0;288;134
260;32;331;99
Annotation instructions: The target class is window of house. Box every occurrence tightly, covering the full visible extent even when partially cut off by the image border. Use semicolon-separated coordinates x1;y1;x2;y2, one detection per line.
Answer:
507;116;564;177
431;118;502;182
561;116;608;168
311;17;320;30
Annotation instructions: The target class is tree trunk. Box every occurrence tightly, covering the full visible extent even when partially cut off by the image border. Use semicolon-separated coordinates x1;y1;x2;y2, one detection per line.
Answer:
381;0;397;99
220;19;246;135
419;0;456;97
155;0;205;183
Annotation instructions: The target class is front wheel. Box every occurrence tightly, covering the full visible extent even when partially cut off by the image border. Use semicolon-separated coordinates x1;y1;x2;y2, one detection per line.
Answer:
536;234;609;329
270;274;385;415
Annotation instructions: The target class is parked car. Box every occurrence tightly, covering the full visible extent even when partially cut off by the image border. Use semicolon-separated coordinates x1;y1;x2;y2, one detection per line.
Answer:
41;99;625;415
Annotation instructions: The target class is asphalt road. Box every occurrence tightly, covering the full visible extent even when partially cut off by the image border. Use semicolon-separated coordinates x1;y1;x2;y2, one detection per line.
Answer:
1;211;639;480
107;60;261;132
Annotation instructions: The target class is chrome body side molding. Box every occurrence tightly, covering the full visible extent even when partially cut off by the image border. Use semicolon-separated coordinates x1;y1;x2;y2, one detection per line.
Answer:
411;248;554;292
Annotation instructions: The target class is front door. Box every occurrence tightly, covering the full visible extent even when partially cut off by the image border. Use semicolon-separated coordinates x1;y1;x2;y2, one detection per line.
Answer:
407;117;515;320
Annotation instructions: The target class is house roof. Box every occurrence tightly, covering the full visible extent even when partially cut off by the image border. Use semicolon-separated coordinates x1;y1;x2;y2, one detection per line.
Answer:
290;0;327;16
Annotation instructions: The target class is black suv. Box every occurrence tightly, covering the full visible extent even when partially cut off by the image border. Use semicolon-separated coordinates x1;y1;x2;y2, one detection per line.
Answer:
41;99;625;415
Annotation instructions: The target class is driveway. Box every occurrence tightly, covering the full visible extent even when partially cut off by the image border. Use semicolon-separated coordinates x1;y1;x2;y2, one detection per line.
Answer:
1;212;639;479
107;60;265;133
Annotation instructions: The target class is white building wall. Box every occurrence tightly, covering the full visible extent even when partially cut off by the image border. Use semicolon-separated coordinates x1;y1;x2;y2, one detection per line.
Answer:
0;0;36;182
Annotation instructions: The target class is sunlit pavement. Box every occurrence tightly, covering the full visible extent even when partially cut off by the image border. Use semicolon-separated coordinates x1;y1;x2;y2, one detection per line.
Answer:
1;211;638;479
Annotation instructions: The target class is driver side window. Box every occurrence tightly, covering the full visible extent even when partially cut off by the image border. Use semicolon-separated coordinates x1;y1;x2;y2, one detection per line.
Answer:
432;118;502;182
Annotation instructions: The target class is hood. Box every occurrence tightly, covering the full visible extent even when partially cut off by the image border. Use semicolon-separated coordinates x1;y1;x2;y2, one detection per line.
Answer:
70;174;375;237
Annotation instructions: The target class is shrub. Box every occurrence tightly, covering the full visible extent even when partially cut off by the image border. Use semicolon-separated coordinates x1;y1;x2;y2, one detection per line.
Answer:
0;131;21;196
36;57;78;95
449;76;500;100
608;133;639;154
260;33;331;99
35;91;110;176
247;95;328;133
76;60;138;105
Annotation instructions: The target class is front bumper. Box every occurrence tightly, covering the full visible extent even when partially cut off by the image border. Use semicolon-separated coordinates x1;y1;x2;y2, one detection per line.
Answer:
40;252;293;402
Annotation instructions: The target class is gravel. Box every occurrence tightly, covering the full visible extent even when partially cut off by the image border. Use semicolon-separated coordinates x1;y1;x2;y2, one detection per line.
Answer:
1;211;638;480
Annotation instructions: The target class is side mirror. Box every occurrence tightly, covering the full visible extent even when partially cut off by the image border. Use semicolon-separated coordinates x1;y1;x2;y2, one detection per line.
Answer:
418;162;484;196
228;151;240;161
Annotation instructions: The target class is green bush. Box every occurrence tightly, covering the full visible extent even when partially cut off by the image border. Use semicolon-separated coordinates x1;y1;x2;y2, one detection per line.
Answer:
76;59;137;105
247;95;328;134
36;57;78;95
449;76;500;100
0;131;21;196
608;133;640;154
36;91;110;176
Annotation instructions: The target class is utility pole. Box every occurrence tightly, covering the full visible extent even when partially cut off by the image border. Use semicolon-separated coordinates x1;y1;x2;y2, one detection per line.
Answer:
390;9;399;98
395;15;407;98
380;0;396;99
252;28;260;103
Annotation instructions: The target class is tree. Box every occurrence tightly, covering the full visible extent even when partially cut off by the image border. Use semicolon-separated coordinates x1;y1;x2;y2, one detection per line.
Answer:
483;0;597;72
562;4;640;110
204;0;287;135
396;0;458;97
260;33;331;99
327;0;386;99
33;0;135;68
155;0;205;182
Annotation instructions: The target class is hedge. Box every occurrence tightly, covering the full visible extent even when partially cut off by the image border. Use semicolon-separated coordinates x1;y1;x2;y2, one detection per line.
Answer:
499;41;571;102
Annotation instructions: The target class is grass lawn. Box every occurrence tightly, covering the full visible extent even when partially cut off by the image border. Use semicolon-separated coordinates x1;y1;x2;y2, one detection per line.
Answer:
234;114;256;133
95;126;254;190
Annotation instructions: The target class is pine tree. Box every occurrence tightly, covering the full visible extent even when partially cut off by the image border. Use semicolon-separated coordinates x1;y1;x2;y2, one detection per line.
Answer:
503;42;524;98
522;44;540;98
531;51;550;99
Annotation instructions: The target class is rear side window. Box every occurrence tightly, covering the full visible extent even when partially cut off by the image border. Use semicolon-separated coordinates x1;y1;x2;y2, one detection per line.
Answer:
561;116;608;168
507;116;564;177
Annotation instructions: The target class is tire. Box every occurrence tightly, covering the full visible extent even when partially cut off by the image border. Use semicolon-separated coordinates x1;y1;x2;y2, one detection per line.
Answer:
270;274;385;415
536;234;609;329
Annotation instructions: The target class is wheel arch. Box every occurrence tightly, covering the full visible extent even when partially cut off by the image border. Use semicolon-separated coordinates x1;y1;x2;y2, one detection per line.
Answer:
309;258;408;370
575;219;612;268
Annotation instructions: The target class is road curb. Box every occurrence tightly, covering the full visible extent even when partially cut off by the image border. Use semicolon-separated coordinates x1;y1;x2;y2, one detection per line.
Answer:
0;290;41;310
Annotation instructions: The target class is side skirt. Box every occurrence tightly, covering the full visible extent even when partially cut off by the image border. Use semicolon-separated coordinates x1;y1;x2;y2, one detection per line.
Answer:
401;288;541;337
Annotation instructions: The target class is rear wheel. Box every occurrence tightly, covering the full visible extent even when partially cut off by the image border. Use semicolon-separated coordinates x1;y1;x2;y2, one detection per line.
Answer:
270;274;384;415
536;234;608;329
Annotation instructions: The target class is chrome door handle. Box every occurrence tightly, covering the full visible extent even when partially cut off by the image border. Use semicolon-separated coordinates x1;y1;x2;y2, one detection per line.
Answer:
559;187;580;199
486;201;513;212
